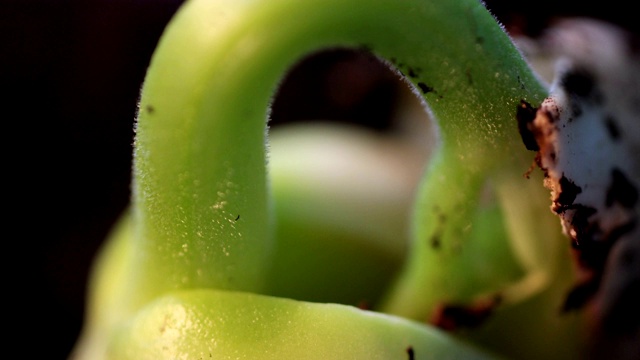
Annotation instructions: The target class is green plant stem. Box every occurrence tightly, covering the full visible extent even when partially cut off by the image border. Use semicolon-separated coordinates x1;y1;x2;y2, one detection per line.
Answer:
73;0;567;358
129;0;549;315
108;289;498;360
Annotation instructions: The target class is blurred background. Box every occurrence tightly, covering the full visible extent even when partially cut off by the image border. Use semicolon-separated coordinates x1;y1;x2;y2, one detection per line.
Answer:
2;0;636;358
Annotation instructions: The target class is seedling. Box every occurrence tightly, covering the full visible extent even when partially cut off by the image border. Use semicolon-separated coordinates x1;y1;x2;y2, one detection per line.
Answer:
72;1;637;359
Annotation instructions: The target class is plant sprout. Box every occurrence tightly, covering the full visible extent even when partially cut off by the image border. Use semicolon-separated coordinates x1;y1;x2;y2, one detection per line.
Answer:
71;0;637;359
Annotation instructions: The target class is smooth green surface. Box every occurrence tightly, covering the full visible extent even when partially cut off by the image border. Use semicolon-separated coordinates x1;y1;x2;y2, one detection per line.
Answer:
107;289;499;360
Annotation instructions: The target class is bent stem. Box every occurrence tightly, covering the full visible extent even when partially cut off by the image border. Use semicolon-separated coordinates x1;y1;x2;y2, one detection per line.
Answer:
73;0;579;358
131;0;549;316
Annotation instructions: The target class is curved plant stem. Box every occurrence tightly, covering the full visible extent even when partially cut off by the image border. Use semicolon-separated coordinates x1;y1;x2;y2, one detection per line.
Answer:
73;0;567;358
129;0;549;315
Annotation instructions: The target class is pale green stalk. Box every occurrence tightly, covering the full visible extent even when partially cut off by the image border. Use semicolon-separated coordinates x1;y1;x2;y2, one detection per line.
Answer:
108;289;497;360
72;0;581;359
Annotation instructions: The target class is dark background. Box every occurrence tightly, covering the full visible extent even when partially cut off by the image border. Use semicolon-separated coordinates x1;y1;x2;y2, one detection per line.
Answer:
2;0;636;358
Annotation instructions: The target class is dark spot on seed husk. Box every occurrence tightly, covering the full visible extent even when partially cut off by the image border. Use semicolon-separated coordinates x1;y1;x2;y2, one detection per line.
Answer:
571;102;583;118
606;168;638;208
516;100;539;151
417;82;433;95
605;116;621;140
561;68;596;98
146;105;155;114
407;67;418;78
556;176;582;210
